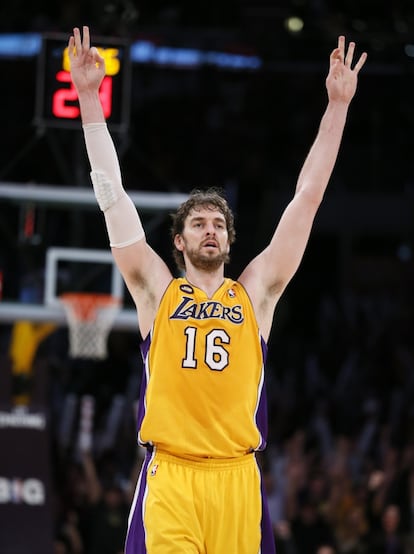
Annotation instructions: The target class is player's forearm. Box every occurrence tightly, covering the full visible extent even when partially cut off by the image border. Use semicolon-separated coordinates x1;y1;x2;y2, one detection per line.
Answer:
295;99;349;202
83;122;122;184
77;89;106;125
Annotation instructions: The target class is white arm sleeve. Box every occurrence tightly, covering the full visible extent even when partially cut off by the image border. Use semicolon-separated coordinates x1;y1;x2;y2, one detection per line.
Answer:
83;123;145;248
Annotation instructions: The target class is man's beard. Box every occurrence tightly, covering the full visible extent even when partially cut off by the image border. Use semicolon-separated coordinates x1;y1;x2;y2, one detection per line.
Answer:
185;246;229;271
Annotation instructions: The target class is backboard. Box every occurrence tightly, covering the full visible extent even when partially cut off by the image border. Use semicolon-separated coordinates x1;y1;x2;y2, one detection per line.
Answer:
0;182;188;331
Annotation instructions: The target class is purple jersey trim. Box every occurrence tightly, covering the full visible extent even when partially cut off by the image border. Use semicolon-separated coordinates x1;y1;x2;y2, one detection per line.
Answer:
255;337;269;451
124;449;154;554
136;334;151;439
259;455;277;554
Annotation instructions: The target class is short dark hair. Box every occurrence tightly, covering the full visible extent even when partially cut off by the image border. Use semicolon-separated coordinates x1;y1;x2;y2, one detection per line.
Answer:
170;187;236;271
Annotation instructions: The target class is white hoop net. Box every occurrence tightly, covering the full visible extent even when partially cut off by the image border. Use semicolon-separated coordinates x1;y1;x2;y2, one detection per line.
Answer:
60;292;121;360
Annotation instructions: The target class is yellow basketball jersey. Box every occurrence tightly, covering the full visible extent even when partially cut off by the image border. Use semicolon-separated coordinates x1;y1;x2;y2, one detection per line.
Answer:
137;277;268;459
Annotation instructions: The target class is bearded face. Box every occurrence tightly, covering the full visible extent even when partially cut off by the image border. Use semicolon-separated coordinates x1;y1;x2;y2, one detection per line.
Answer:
183;238;230;271
174;207;230;272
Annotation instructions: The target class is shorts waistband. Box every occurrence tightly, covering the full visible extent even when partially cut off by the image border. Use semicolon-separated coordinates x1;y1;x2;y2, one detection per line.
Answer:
153;449;256;471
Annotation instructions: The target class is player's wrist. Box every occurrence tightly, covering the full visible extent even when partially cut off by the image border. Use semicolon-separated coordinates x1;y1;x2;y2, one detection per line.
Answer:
78;90;106;124
326;97;351;109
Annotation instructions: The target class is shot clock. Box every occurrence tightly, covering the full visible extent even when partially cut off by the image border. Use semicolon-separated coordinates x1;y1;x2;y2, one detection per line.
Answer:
34;33;131;132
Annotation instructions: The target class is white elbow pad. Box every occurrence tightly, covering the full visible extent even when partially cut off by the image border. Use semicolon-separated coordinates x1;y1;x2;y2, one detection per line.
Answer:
90;170;120;212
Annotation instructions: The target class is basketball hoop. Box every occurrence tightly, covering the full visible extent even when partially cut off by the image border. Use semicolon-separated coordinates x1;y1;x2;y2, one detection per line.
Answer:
60;292;121;360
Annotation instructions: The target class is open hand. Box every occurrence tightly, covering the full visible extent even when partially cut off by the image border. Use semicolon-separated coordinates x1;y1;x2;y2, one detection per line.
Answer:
326;36;367;104
68;26;105;94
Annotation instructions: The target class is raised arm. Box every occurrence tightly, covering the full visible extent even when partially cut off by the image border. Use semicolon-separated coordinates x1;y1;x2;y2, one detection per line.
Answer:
68;26;172;338
239;36;367;341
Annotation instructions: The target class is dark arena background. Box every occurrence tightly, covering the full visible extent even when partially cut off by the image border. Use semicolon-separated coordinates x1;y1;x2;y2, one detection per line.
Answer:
0;1;413;553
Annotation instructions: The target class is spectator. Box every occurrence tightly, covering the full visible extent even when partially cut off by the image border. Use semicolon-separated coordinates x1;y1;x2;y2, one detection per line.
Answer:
291;488;336;554
368;504;405;554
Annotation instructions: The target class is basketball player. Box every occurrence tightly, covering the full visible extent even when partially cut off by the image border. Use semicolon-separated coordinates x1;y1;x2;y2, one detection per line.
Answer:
68;26;366;554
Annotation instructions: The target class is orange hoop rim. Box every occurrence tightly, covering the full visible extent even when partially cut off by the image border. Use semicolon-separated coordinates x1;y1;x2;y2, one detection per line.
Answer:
59;292;120;322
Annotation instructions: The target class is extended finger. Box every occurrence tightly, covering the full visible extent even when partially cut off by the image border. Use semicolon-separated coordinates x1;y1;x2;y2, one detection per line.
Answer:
67;35;75;58
353;51;368;74
338;35;345;62
73;27;82;56
345;41;355;67
82;25;90;52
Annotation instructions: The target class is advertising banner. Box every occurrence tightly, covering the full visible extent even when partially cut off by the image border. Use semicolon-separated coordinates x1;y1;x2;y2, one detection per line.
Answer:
0;409;53;554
